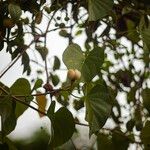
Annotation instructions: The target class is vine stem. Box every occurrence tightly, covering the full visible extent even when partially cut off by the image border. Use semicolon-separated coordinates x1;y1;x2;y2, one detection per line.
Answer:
0;36;40;79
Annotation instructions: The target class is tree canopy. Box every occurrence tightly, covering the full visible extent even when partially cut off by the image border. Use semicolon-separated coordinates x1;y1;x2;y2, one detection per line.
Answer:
0;0;150;149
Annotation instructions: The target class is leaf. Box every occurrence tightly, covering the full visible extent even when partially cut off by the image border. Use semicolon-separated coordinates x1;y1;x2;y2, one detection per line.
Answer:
75;30;83;36
63;43;85;71
47;101;56;118
88;0;113;21
0;96;16;137
142;88;150;114
36;92;47;117
112;129;129;150
22;52;31;75
85;82;111;135
81;47;104;82
141;121;150;149
63;44;104;82
35;11;43;24
97;133;113;150
31;79;43;92
10;78;33;118
0;136;17;150
126;19;140;43
36;46;48;60
50;73;60;86
47;107;75;147
53;56;60;71
8;3;22;22
141;26;150;50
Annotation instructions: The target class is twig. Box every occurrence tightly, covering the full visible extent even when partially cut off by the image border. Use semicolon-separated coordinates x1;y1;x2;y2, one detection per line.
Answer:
0;89;60;98
75;121;89;127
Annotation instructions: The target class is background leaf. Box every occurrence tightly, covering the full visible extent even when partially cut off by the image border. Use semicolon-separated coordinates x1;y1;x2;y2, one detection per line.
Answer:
31;79;43;92
88;0;113;21
141;121;150;149
0;96;16;136
97;133;113;150
8;3;22;22
36;46;48;61
10;78;33;118
142;88;150;114
53;56;60;71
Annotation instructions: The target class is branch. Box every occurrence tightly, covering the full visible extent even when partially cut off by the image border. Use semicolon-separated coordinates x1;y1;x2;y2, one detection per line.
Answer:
0;36;40;79
0;86;47;116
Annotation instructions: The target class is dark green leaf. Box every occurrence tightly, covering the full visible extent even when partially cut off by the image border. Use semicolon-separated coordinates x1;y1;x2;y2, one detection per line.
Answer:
141;26;150;50
31;78;43;92
36;46;48;60
141;121;150;149
0;82;16;136
50;74;60;86
88;0;113;21
22;52;31;75
53;56;60;71
0;96;16;137
112;129;129;150
48;107;75;147
97;133;113;150
85;82;111;135
81;47;104;82
0;134;17;150
8;3;22;21
142;88;150;113
47;101;56;118
10;78;33;118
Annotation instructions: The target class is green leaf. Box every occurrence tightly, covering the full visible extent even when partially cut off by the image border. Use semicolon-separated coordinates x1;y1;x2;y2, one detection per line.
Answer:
53;56;60;71
112;129;129;150
85;82;111;135
36;46;48;60
141;26;150;50
141;121;150;149
88;0;113;21
31;78;43;92
81;47;104;82
142;88;150;114
126;19;140;43
63;44;104;82
22;52;31;75
8;3;22;22
0;82;16;136
63;43;85;71
48;107;75;147
47;101;56;118
97;133;113;150
10;78;33;118
0;96;16;136
50;73;60;86
0;136;17;150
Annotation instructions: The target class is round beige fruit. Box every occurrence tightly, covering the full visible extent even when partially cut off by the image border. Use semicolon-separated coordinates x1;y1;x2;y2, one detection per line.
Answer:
67;69;76;80
74;69;81;80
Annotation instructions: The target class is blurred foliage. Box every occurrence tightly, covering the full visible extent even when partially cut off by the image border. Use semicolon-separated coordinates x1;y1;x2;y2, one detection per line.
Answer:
0;0;150;149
